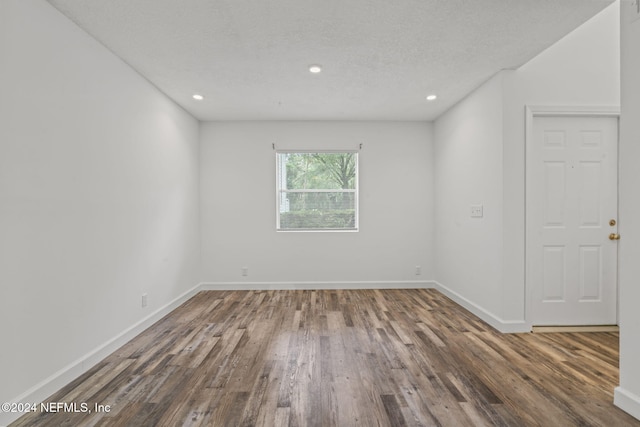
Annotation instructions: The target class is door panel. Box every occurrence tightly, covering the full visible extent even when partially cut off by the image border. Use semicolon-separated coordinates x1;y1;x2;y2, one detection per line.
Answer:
578;162;601;226
529;116;618;326
542;245;566;301
579;245;601;300
544;162;566;226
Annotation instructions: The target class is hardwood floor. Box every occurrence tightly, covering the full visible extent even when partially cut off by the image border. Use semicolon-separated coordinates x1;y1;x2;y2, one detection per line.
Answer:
12;289;639;426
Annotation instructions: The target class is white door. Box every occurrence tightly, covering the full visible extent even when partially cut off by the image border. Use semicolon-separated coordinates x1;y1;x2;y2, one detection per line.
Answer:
528;115;618;326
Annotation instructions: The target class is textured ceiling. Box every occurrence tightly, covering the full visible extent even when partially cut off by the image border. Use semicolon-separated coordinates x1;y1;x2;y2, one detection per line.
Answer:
47;0;614;121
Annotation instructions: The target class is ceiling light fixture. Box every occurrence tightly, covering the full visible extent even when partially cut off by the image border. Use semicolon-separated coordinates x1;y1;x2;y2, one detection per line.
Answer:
426;94;437;101
309;64;322;73
193;94;204;100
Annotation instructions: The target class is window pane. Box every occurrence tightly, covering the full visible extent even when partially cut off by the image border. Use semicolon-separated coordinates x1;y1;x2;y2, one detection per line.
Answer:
277;151;358;231
279;192;356;229
279;153;357;190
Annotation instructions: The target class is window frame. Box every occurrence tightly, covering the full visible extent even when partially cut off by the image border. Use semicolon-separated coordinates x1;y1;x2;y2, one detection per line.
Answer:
275;149;359;232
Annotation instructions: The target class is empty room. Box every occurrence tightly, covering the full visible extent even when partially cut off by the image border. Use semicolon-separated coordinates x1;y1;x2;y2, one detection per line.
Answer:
2;0;640;425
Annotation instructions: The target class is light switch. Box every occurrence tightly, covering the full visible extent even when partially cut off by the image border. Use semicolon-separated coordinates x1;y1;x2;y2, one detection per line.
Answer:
470;204;483;218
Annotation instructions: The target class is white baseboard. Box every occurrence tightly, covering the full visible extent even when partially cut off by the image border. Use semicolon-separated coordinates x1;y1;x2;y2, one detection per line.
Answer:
199;280;435;290
615;386;640;421
433;281;529;333
0;282;201;427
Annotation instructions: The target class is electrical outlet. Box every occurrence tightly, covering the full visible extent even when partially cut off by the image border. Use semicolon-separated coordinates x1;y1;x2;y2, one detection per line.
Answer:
415;266;422;276
141;293;148;308
470;204;483;218
241;266;248;277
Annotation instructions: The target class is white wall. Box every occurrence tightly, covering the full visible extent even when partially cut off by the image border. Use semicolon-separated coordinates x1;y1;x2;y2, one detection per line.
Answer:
433;1;620;331
0;0;200;418
433;73;505;324
615;1;640;420
200;121;433;286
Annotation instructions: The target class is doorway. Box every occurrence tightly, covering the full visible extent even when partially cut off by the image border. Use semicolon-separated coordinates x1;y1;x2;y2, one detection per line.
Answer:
526;107;619;326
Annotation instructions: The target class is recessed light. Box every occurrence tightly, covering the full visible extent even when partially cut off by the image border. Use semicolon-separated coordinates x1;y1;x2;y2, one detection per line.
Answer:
309;64;322;73
193;94;204;100
426;94;437;101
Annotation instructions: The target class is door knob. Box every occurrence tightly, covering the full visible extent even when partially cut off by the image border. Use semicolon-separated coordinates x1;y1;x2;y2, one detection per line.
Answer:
609;233;621;240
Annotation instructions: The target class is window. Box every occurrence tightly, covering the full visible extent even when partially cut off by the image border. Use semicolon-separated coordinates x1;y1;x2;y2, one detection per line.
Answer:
276;151;358;231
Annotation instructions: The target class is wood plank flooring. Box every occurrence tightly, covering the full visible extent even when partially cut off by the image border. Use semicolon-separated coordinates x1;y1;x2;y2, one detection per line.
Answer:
11;289;640;426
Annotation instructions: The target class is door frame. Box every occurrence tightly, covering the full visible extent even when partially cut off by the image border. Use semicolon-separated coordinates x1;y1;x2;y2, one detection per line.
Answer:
524;105;621;329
